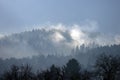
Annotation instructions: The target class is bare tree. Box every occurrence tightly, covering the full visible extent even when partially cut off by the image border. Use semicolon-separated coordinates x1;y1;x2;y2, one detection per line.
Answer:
95;54;120;80
19;64;34;80
1;65;19;80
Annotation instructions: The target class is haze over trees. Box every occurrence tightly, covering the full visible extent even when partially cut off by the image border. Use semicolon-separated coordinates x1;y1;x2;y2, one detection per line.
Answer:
0;0;120;79
0;29;120;80
0;44;120;76
0;29;120;59
0;54;120;80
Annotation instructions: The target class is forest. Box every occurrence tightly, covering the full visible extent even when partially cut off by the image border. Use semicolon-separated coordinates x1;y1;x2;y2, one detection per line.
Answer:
0;53;120;80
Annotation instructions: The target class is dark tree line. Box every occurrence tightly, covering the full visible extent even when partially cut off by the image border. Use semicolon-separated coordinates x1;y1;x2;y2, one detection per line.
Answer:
0;54;120;80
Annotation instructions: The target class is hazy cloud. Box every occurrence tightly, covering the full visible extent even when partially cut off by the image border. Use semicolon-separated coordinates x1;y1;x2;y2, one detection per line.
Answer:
0;34;4;39
0;21;120;59
29;21;120;46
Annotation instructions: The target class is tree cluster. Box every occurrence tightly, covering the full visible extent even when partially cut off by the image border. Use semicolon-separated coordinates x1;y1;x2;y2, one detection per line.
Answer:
0;54;120;80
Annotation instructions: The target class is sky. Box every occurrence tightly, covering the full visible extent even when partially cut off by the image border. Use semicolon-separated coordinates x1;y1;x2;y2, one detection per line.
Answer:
0;0;120;35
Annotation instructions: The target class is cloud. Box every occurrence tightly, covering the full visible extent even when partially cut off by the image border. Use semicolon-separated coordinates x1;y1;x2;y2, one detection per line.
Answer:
1;20;120;58
25;20;120;47
80;20;99;32
51;32;65;43
115;35;120;44
0;34;4;39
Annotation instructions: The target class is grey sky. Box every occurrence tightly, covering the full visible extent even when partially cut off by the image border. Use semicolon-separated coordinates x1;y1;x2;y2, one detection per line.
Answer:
0;0;120;34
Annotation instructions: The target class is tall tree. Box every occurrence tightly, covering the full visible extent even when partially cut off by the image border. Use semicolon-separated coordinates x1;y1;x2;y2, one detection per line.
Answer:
64;58;81;80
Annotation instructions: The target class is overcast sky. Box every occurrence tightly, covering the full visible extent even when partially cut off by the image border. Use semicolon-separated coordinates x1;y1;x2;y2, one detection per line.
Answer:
0;0;120;35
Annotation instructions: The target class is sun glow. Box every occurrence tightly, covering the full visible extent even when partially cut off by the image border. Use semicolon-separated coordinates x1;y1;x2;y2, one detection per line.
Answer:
70;28;85;46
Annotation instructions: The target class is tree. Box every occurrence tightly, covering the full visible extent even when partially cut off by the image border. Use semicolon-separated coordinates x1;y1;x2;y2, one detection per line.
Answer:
1;65;19;80
36;71;44;80
81;70;91;80
36;65;62;80
63;58;81;80
19;64;34;80
95;54;120;80
49;65;62;80
1;71;12;80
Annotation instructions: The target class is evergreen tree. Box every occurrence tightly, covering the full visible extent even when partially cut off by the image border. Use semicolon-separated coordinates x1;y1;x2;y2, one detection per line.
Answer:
64;58;81;80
